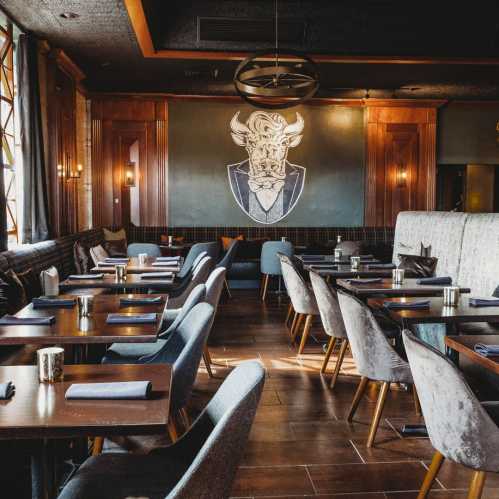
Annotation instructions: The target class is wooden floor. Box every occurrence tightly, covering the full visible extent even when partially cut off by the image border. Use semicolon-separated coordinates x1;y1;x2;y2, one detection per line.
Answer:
190;290;499;499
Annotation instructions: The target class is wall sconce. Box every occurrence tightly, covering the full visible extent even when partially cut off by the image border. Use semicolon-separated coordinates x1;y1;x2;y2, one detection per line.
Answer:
57;164;65;179
124;161;136;187
68;164;83;180
396;163;408;188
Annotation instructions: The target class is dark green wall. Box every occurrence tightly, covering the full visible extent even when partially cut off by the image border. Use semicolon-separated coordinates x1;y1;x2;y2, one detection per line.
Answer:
168;101;365;226
438;104;499;165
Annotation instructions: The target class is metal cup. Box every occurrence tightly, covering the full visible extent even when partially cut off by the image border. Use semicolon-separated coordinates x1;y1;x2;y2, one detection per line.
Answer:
392;268;405;285
77;295;93;317
443;286;460;307
350;256;361;270
281;237;287;242
334;248;343;261
37;347;64;383
115;264;127;281
168;235;173;246
138;253;147;265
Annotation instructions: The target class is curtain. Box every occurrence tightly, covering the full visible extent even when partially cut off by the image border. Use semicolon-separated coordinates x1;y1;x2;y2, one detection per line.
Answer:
0;145;7;252
17;33;50;244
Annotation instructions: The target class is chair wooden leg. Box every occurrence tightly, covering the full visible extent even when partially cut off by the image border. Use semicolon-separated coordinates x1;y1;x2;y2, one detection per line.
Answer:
320;337;336;373
413;385;422;416
347;376;369;422
285;303;294;328
92;437;103;456
261;274;270;302
179;407;191;430
224;278;232;298
291;313;303;343
467;470;486;499
417;451;444;499
298;314;313;355
203;346;214;378
366;381;390;447
330;338;349;389
168;418;179;442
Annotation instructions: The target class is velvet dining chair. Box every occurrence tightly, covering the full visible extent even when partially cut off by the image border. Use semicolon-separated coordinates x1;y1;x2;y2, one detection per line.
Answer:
216;239;239;298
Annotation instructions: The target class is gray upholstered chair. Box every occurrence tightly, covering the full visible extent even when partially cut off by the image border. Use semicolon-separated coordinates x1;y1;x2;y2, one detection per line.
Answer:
309;270;349;387
337;290;414;447
279;254;319;355
403;330;499;499
177;242;219;280
127;242;161;257
216;239;240;298
89;244;109;266
260;240;294;302
57;361;265;499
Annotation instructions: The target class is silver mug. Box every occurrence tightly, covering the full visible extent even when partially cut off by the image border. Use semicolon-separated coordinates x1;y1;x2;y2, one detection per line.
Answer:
443;286;460;307
115;264;127;281
392;268;405;285
138;253;147;265
350;256;361;270
334;248;343;261
37;347;64;383
77;295;93;317
168;235;173;246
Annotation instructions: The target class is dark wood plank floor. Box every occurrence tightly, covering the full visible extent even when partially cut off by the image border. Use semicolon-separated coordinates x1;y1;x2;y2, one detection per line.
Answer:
191;290;499;499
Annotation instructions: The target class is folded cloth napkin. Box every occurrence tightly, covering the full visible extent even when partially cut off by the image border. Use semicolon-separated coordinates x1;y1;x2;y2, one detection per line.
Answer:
0;381;15;399
139;272;173;279
68;273;104;280
301;255;325;261
151;262;179;268
416;276;452;285
383;300;431;310
310;264;338;270
65;380;152;400
97;261;116;266
367;263;396;269
104;257;129;263
347;278;383;285
0;315;55;326
156;256;181;262
474;343;499;357
106;313;157;324
469;297;499;307
32;297;76;308
360;254;375;259
120;297;164;306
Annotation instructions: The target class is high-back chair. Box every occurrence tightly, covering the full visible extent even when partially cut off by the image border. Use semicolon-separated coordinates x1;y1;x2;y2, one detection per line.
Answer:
337;290;414;447
309;270;349;387
216;239;240;298
127;242;161;257
178;242;220;280
279;254;319;355
260;240;294;302
57;361;265;499
403;330;499;499
89;244;109;266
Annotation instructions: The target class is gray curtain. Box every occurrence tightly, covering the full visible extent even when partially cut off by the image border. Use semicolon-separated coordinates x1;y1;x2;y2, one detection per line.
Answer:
17;33;50;243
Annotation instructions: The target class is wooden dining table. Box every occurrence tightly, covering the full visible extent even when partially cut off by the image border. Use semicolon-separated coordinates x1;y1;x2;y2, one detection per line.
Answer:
304;263;399;280
0;363;171;499
296;254;380;266
445;334;499;375
59;273;175;292
90;256;181;274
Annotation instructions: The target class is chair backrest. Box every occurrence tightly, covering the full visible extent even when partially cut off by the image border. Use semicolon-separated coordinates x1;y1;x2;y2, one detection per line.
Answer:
126;243;161;257
217;240;240;271
403;330;499;471
192;256;213;280
89;244;108;265
309;270;347;339
337;290;411;384
178;242;218;279
278;254;317;315
204;267;226;312
171;257;213;304
160;283;206;338
261;241;294;275
191;252;209;276
165;361;265;499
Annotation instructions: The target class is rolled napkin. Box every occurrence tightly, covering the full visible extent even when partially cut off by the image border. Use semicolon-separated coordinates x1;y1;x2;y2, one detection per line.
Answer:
106;313;157;324
469;297;499;307
384;300;431;310
416;276;452;285
139;272;173;279
156;256;181;262
104;257;129;263
347;278;383;285
367;263;396;269
120;296;164;306
32;297;76;308
0;381;15;399
65;380;152;400
68;273;104;280
474;343;499;357
0;315;55;326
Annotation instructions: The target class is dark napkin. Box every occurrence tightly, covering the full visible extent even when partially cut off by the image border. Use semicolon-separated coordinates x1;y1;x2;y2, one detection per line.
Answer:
359;254;375;259
32;297;76;308
139;272;173;279
0;315;55;326
65;380;152;400
416;276;452;285
301;255;326;261
151;262;179;268
68;273;104;280
474;344;499;357
0;381;15;399
104;257;129;263
120;297;164;306
384;300;430;310
367;263;396;269
310;264;338;270
106;313;157;324
156;256;180;262
469;297;499;307
347;278;383;285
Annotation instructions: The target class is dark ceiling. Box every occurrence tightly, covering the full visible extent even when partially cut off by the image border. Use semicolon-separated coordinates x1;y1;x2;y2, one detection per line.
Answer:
2;0;499;99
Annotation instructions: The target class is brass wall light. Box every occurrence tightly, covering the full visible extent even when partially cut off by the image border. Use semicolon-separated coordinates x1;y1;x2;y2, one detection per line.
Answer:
396;163;408;188
124;161;136;187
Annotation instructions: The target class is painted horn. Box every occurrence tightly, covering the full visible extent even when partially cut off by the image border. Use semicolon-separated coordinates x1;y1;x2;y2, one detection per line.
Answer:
284;112;304;137
230;111;250;135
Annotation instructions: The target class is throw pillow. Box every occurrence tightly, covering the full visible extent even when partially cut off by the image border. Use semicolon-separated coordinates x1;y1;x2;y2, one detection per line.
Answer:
74;241;91;274
397;254;438;278
221;235;244;251
0;269;28;313
103;228;127;242
336;241;362;256
17;268;43;301
40;266;59;297
104;239;128;257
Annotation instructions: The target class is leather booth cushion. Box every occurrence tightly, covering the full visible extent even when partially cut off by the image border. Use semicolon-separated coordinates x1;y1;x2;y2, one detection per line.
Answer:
236;239;267;260
0;269;27;313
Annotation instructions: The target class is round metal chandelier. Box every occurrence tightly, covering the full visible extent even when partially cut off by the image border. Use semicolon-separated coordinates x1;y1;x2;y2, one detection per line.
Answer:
233;1;319;109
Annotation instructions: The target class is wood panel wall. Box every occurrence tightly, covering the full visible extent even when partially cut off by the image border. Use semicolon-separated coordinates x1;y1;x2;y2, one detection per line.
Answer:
91;98;168;227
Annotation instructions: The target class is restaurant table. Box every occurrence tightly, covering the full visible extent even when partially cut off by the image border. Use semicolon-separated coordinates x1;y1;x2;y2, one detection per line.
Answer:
445;335;499;376
91;256;181;274
0;363;171;499
296;254;380;266
303;263;401;281
60;272;175;292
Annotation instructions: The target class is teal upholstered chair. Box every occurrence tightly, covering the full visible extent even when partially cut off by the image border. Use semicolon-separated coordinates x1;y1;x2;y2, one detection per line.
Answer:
216;239;240;298
127;243;161;257
260;240;294;302
178;242;220;280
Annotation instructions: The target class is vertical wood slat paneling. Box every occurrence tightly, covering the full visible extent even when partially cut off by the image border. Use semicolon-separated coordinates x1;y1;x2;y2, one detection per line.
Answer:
156;117;168;226
91;119;103;227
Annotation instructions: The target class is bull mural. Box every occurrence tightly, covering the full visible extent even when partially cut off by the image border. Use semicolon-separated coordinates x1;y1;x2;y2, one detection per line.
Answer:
228;111;306;224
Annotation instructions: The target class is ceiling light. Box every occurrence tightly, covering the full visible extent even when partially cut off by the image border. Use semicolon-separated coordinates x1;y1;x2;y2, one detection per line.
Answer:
60;12;79;19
